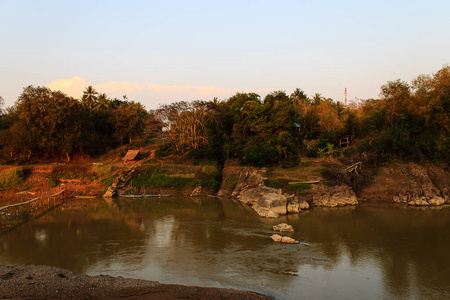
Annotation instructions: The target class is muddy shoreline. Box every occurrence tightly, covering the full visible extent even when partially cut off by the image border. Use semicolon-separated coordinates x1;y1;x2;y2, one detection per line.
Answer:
0;265;271;299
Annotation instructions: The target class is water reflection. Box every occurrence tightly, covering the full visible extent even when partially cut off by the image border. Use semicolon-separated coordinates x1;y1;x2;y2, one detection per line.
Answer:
1;197;450;299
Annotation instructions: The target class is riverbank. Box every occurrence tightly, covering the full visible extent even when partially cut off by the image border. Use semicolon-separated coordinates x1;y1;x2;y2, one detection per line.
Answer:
1;153;448;208
0;265;271;299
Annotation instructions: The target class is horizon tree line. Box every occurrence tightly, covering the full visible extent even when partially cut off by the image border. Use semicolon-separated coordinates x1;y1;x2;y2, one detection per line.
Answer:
0;65;448;165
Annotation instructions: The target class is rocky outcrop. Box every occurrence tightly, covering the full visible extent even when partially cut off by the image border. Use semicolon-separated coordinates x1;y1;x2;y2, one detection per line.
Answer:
271;234;299;244
237;185;309;218
102;169;135;198
231;168;265;198
394;194;446;206
232;168;309;218
392;164;449;206
311;184;358;207
273;223;294;232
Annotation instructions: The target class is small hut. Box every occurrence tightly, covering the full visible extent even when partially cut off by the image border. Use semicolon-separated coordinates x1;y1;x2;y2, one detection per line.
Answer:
123;150;141;162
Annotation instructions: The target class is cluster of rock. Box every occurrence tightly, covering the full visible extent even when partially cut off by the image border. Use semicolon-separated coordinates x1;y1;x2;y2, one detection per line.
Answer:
393;194;446;206
270;234;299;244
102;169;135;198
392;164;449;206
270;223;300;244
232;168;309;218
311;184;358;207
240;185;309;218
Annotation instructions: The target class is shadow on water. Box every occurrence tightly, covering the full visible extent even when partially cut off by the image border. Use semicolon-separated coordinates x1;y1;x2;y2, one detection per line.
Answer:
1;197;450;299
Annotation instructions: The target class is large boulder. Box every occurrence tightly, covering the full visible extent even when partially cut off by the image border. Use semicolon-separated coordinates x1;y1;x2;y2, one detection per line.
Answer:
237;185;309;218
232;168;310;218
238;185;280;204
231;168;265;198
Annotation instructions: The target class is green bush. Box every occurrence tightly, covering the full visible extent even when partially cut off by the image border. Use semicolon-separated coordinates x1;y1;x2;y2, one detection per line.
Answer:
0;167;28;189
240;143;278;167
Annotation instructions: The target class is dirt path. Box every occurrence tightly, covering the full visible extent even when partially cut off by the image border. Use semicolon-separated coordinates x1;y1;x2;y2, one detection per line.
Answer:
0;265;271;300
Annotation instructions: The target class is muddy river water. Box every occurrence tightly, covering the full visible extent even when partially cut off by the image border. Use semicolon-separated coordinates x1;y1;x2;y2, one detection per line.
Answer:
1;196;450;299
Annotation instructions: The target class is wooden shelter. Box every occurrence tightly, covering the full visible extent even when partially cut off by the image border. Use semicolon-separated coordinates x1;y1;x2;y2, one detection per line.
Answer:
122;150;141;162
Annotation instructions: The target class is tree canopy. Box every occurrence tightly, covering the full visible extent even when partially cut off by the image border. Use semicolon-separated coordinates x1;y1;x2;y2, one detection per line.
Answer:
0;66;448;165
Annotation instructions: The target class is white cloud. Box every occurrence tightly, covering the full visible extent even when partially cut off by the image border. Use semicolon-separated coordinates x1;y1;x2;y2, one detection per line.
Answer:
45;77;273;109
45;76;89;99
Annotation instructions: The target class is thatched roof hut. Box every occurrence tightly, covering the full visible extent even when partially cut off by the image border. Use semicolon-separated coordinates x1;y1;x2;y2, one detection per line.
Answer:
122;150;141;161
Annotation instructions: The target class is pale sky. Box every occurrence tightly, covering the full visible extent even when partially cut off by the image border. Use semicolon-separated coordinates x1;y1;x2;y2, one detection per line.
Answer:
1;0;449;110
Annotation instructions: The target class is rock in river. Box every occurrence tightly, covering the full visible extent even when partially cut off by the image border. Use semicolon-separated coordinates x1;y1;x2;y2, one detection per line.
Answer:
271;234;299;244
273;223;294;232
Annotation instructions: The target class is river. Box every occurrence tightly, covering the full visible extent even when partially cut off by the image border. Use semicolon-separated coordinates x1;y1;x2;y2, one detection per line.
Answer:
1;196;450;299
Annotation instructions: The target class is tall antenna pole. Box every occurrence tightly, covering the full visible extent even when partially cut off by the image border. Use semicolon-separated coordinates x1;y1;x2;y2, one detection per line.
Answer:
344;87;347;106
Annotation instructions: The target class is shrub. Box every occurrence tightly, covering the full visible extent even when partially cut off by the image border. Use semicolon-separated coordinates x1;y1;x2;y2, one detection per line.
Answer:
0;167;28;189
91;164;116;179
240;143;278;167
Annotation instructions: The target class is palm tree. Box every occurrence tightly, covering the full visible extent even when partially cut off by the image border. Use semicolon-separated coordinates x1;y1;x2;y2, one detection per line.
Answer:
312;93;324;105
290;88;310;104
82;86;98;111
96;93;109;110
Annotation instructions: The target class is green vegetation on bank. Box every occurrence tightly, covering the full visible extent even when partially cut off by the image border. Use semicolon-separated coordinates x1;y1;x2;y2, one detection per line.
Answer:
0;66;448;166
130;164;221;191
0;167;28;189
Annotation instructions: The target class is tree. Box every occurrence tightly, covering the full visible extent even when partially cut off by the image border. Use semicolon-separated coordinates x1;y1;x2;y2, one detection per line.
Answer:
290;88;310;104
380;79;411;126
4;86;83;162
81;86;99;111
312;93;324;105
0;96;4;116
155;101;208;152
110;100;148;145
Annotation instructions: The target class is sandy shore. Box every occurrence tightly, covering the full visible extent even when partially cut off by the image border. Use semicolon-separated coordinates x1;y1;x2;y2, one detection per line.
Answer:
0;265;272;299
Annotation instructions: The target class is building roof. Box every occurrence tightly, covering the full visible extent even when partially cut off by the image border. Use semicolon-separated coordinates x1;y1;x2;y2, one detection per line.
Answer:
122;150;140;161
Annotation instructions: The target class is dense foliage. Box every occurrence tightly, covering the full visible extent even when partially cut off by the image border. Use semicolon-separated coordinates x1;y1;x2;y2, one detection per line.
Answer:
154;66;449;165
0;86;151;163
0;66;448;165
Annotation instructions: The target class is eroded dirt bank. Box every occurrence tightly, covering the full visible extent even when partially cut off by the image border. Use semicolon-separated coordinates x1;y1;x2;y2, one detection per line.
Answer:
0;265;271;300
